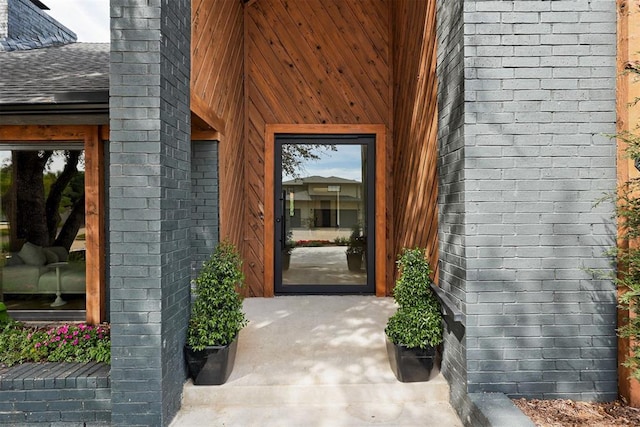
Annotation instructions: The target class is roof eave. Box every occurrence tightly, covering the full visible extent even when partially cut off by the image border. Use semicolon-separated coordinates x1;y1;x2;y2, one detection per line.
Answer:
0;102;109;126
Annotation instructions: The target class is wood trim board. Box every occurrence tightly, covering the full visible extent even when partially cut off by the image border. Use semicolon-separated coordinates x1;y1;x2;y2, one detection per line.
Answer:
616;0;640;406
264;124;387;297
0;124;106;324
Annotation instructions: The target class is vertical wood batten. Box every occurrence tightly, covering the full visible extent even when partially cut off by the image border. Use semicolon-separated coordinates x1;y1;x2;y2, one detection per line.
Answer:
263;129;275;297
617;0;640;406
375;125;388;296
84;126;105;324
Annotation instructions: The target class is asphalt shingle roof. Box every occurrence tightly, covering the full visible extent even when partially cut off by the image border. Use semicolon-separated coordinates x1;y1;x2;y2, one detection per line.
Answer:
0;43;109;104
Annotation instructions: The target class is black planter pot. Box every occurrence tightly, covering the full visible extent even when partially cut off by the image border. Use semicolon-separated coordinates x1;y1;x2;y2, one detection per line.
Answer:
184;337;238;385
385;337;441;382
346;253;363;271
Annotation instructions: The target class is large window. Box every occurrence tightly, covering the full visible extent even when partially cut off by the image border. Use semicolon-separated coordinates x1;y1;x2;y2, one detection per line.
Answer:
0;148;87;313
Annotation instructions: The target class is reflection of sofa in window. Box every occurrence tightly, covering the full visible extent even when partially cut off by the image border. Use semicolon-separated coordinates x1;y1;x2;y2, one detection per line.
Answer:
1;243;86;295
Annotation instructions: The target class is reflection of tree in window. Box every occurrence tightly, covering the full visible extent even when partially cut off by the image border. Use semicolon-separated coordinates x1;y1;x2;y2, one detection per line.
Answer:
1;150;84;252
281;144;336;178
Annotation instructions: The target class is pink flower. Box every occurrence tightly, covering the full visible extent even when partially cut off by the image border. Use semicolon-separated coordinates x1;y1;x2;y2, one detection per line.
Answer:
72;339;79;346
35;342;41;348
85;334;91;340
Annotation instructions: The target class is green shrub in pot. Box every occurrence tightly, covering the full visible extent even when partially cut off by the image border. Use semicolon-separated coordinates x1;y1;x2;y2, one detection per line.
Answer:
385;247;443;382
185;241;248;385
187;241;247;350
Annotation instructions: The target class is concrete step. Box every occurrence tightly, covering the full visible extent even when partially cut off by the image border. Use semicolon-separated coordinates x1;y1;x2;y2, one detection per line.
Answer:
172;400;458;427
181;374;450;408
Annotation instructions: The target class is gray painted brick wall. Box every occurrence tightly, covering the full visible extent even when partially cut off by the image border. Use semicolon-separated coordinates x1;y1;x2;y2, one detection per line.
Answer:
0;388;111;425
0;0;76;51
436;0;469;418
159;1;191;423
109;1;191;426
0;362;111;425
438;0;618;407
191;140;220;279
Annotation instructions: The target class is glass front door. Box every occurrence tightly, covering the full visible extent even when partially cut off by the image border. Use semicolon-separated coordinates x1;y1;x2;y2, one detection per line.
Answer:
274;135;375;294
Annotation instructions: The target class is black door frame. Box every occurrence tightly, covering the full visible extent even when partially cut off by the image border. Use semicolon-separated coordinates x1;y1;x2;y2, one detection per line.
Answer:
274;134;376;294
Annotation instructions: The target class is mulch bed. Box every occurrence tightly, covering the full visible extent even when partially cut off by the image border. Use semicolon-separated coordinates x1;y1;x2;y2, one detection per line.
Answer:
513;398;640;427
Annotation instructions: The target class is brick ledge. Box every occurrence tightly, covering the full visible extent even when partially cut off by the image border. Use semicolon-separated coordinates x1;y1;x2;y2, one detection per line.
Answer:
0;362;110;390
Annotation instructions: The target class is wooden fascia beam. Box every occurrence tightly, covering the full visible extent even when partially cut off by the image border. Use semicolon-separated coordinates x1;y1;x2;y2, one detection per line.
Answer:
191;93;226;135
0;125;97;142
191;129;221;140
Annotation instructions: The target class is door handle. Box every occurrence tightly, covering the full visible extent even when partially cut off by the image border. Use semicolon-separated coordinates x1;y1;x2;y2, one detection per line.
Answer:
281;190;287;245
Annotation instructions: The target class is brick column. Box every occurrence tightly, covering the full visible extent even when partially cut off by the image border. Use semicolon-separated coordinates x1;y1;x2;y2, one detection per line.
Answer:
109;1;191;426
437;0;618;410
435;0;468;416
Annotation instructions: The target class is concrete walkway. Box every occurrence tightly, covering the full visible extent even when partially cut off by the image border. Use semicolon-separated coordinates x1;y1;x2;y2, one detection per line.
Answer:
171;296;462;427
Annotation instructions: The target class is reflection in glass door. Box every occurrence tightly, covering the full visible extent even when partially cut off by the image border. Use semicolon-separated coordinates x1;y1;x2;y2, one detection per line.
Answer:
274;135;375;294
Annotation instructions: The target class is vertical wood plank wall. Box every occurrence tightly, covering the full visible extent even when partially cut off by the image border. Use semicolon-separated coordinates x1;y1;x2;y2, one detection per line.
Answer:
244;0;392;296
391;0;439;280
191;0;245;251
192;0;440;296
617;0;640;407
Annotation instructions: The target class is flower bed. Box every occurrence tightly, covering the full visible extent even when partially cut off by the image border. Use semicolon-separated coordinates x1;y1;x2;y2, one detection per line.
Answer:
0;322;110;367
0;322;112;424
